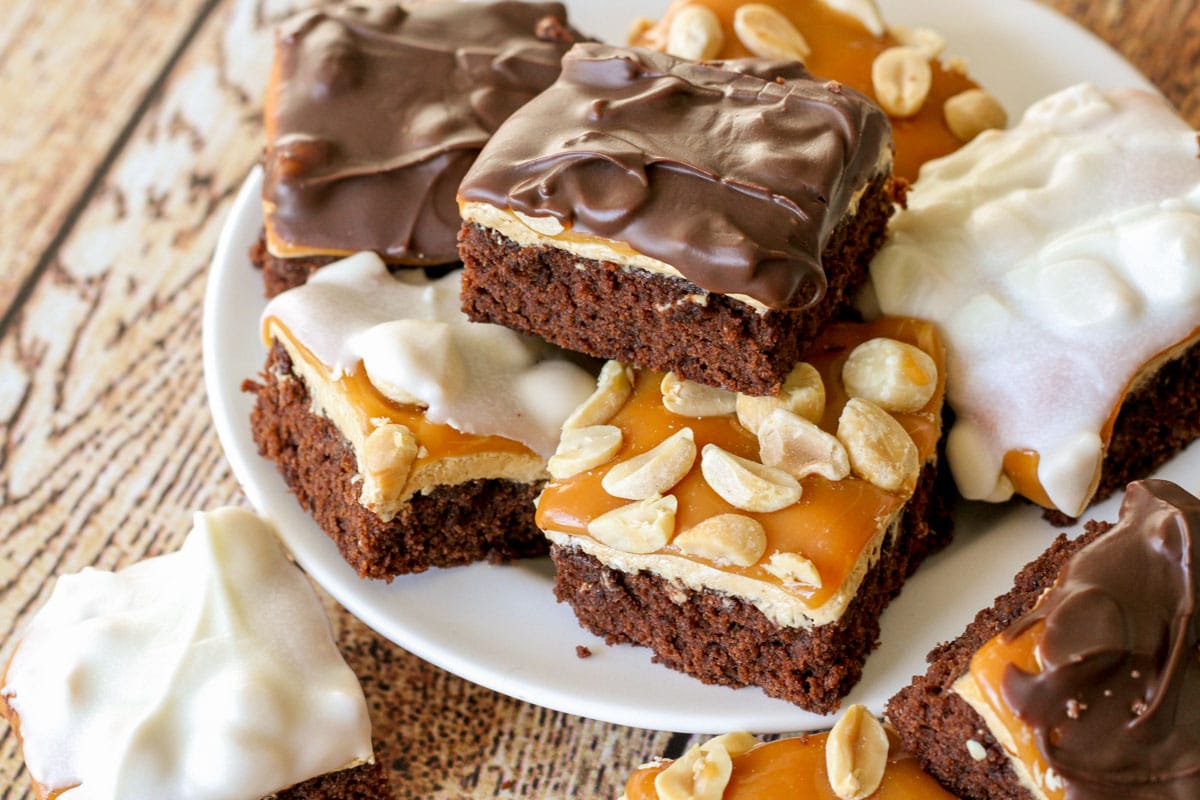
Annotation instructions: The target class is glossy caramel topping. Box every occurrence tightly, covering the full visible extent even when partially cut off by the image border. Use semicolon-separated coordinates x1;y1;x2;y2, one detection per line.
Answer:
458;43;891;310
263;2;576;263
535;318;943;611
966;480;1200;799
266;318;533;464
624;730;959;799
634;0;978;182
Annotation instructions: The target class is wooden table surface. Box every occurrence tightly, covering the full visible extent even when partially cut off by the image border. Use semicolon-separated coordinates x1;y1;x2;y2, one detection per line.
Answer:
0;1;1196;797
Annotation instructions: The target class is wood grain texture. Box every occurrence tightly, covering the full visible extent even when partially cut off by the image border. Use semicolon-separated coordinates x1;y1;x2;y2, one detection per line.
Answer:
0;0;221;325
1045;0;1200;126
0;0;1196;798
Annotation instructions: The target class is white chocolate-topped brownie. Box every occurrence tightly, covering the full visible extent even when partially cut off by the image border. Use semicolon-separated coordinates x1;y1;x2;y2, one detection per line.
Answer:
246;251;596;579
0;507;390;800
536;318;952;712
871;83;1200;520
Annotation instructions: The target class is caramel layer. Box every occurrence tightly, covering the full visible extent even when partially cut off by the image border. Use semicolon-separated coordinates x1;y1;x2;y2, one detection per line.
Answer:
963;622;1062;800
634;0;979;182
535;318;943;612
624;730;958;799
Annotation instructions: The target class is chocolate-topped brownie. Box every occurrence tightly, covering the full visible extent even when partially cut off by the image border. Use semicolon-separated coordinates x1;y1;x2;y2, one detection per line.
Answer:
887;479;1200;800
457;43;894;395
256;1;579;296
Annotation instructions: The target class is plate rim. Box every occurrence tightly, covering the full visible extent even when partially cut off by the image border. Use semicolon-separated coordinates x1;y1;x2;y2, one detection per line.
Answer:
202;0;1168;733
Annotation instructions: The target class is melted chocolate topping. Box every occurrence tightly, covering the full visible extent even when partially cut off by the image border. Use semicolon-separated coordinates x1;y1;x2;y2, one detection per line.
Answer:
457;43;891;309
264;1;575;264
1002;479;1200;799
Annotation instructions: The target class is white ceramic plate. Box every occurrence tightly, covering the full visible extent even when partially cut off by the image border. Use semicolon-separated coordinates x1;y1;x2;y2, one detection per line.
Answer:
203;0;1193;734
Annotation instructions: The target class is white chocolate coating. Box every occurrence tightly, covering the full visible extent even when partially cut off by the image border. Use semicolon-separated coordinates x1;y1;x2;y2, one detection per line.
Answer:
2;508;373;800
262;252;596;458
871;84;1200;516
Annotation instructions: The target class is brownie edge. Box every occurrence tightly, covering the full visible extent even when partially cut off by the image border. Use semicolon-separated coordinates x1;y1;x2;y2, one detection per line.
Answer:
885;523;1110;800
244;342;548;579
551;454;953;714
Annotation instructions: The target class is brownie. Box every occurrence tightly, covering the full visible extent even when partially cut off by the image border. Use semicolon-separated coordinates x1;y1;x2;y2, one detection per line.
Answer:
245;343;548;580
870;84;1200;519
536;317;950;712
551;454;952;714
458;169;893;396
889;479;1200;800
457;44;894;395
885;529;1101;800
1043;339;1200;525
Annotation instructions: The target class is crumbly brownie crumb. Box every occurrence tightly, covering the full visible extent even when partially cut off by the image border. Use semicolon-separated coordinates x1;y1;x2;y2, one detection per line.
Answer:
885;523;1110;800
458;173;894;396
550;456;952;713
244;342;547;579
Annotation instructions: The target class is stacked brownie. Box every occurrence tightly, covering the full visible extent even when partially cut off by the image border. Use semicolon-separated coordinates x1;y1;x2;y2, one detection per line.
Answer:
246;3;598;579
458;44;896;395
454;42;962;712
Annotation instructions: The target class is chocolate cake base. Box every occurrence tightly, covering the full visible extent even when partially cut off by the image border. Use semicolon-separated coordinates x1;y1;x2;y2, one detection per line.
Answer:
1045;340;1200;525
885;523;1110;800
250;236;336;298
274;759;393;800
550;456;953;714
244;343;547;580
458;174;894;396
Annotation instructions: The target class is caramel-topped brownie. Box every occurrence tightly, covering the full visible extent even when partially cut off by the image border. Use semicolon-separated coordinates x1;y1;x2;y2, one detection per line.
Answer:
245;252;596;579
457;43;894;395
632;0;1004;183
0;508;392;800
256;1;578;296
537;317;952;712
622;708;958;800
871;84;1200;521
887;479;1200;800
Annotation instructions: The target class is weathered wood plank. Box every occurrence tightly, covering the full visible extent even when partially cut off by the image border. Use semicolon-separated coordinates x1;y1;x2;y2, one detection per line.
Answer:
0;0;219;322
1047;0;1200;125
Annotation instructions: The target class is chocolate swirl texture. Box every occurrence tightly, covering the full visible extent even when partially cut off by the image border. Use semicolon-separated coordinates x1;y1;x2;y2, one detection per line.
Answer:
264;1;575;265
1001;479;1200;799
457;43;892;309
